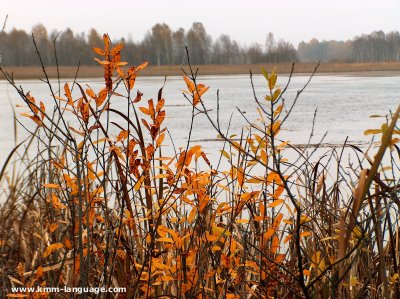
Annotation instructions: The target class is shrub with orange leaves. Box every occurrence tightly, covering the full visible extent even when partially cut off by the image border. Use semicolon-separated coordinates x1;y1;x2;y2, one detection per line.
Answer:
0;34;400;299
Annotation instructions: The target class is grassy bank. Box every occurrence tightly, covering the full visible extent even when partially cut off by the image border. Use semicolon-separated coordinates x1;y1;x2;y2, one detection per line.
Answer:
2;61;400;79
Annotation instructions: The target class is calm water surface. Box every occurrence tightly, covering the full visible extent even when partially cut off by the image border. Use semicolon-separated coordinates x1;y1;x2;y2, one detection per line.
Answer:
1;74;400;165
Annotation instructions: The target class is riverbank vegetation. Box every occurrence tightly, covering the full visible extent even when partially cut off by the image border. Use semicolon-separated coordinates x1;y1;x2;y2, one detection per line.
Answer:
3;62;400;80
0;35;400;298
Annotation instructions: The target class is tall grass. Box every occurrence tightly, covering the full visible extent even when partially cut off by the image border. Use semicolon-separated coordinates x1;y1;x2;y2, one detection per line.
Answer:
0;34;399;298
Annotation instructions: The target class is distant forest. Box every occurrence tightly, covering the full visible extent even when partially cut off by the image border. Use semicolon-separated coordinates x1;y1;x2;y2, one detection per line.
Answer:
0;22;399;66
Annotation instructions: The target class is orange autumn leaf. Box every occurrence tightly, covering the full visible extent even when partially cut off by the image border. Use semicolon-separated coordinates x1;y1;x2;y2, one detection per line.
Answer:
133;90;143;103
43;243;63;258
63;237;73;250
183;75;195;93
49;223;59;233
110;43;124;56
86;88;96;99
183;76;209;106
268;199;284;208
156;133;165;147
272;213;283;229
94;58;110;65
64;83;74;106
156;237;174;243
43;183;61;189
300;231;312;238
26;92;38;114
139;107;150;115
221;253;231;268
271;235;280;254
35;266;44;279
237;167;245;186
155;98;165;112
155;110;165;127
136;61;148;72
263;228;275;240
39;101;45;120
93;47;104;56
96;88;108;106
116;130;129;142
20;113;42;126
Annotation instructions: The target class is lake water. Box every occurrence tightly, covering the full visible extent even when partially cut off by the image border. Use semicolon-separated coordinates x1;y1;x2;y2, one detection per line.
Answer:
1;74;400;166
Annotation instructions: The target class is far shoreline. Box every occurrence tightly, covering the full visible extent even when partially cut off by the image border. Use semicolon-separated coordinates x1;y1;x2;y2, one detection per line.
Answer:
2;62;400;80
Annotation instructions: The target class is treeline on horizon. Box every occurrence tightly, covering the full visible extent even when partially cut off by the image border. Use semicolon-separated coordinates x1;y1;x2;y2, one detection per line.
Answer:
1;22;400;66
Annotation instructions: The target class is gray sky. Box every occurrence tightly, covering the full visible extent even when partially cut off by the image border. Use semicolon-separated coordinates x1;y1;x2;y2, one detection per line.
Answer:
1;0;399;47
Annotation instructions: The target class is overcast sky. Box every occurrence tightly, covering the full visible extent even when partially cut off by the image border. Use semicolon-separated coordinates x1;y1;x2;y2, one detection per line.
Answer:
1;0;399;47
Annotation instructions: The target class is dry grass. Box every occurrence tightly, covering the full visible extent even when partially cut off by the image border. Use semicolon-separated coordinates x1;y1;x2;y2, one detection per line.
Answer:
1;37;400;298
2;62;400;79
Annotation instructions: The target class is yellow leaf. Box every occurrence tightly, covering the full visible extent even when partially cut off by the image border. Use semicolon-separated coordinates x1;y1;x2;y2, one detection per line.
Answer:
212;225;231;237
219;149;230;159
33;233;43;240
212;245;222;251
364;129;382;135
350;276;359;286
390;273;399;283
272;88;281;101
269;73;277;90
300;215;312;224
283;219;293;225
274;104;283;117
261;67;269;80
134;177;144;191
303;269;311;276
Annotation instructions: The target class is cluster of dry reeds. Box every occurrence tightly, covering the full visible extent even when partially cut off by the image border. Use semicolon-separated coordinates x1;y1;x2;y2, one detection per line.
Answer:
0;34;399;298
